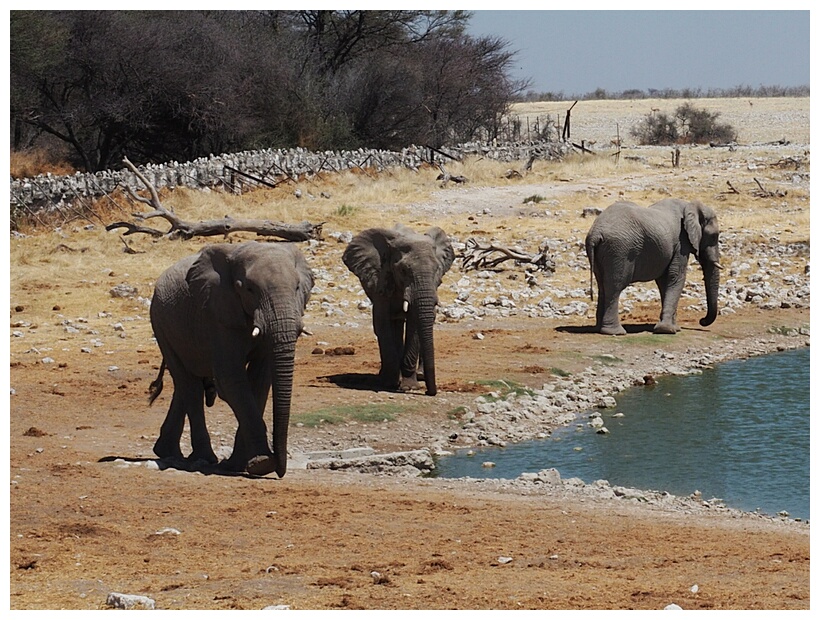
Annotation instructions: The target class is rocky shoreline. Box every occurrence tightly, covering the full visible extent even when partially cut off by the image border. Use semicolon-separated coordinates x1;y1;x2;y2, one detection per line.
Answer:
297;328;809;525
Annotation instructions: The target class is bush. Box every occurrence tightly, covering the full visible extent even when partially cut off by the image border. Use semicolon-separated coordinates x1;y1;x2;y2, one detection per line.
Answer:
675;102;737;143
630;112;679;145
631;103;737;145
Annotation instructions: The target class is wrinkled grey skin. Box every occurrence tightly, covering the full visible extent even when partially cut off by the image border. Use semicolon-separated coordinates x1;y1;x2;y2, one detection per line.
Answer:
343;224;455;395
585;198;721;335
148;241;314;477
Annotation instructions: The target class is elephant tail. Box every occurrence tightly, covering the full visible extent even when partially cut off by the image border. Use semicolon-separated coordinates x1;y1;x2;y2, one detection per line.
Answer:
585;234;598;301
147;359;166;406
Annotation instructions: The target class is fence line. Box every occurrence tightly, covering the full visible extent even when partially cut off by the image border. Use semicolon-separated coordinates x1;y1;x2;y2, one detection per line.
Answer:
10;140;572;213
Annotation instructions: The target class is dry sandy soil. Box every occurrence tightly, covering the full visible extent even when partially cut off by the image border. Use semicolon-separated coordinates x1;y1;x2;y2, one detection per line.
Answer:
8;98;810;610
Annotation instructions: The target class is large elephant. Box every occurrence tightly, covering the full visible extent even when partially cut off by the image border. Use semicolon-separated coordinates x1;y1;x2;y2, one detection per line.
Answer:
343;224;455;395
584;198;721;335
148;241;314;477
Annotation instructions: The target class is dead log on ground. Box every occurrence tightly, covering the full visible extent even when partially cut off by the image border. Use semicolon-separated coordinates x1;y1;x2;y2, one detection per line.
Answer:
436;163;468;187
752;177;787;198
106;157;324;241
460;238;555;273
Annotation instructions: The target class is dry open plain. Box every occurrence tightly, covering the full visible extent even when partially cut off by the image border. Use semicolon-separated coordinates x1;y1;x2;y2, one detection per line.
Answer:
8;97;810;610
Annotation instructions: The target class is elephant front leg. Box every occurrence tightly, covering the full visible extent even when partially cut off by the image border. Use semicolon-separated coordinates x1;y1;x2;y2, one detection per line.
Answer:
398;320;422;392
654;272;684;334
372;303;403;389
215;374;275;475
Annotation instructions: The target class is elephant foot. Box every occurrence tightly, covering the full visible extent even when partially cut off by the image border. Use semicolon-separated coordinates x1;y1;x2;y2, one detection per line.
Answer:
653;322;679;335
599;324;626;336
398;374;421;392
153;439;184;461
189;447;218;465
245;454;277;477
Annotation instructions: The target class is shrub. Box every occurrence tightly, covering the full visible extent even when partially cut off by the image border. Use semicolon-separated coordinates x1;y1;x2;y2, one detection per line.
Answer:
675;102;737;143
630;112;679;145
631;103;737;145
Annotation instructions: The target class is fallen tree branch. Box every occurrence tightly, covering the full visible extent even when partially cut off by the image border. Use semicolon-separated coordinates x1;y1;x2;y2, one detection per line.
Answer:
752;177;787;198
722;180;741;195
460;238;555;273
111;157;324;241
436;163;468;187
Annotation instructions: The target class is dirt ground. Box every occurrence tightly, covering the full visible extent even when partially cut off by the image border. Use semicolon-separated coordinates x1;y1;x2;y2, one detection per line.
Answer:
8;298;810;610
9;97;810;610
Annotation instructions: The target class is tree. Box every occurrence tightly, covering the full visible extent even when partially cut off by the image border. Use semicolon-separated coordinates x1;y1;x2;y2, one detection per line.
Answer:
10;10;526;170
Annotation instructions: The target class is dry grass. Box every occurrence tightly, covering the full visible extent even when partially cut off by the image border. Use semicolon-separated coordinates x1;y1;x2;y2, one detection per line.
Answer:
10;97;809;324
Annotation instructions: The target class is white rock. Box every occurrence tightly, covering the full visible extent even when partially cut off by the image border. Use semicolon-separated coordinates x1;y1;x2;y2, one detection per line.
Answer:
154;527;181;536
106;592;156;610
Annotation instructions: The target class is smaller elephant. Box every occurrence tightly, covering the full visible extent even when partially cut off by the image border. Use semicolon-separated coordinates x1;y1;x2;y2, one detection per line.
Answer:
343;224;455;395
585;198;721;335
149;241;314;477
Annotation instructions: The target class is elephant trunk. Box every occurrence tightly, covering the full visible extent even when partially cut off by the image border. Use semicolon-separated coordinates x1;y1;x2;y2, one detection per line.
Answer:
699;259;721;327
411;280;439;396
271;340;295;477
260;305;299;478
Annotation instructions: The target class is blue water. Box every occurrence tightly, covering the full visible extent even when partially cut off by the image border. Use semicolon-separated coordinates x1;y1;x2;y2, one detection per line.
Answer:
434;348;810;520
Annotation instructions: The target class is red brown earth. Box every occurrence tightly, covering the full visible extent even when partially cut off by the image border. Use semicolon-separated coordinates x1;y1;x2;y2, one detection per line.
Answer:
9;302;810;610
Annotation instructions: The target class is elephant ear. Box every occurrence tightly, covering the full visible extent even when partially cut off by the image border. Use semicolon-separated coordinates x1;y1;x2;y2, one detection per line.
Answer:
342;228;398;298
187;244;247;330
682;202;703;256
287;244;315;314
425;226;456;283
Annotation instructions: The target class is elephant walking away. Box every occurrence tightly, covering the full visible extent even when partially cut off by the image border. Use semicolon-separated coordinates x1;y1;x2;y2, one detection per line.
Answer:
148;241;314;477
585;198;721;335
343;224;455;395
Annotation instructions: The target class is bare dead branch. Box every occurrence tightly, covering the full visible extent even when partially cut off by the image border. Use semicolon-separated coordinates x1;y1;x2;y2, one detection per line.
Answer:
753;177;787;198
105;221;166;237
114;157;324;242
436;163;468;187
460;238;555;273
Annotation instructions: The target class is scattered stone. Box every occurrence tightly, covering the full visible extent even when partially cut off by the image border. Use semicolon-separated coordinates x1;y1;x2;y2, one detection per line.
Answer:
106;592;156;610
154;527;181;536
109;284;138;298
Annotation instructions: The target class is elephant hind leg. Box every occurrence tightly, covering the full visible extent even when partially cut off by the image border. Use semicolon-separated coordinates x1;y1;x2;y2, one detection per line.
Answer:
596;281;626;335
153;389;186;460
154;368;217;465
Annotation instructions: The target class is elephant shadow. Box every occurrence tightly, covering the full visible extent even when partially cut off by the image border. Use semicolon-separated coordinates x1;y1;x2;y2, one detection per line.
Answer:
556;323;656;335
97;455;265;478
319;372;424;394
319;372;396;392
556;323;711;335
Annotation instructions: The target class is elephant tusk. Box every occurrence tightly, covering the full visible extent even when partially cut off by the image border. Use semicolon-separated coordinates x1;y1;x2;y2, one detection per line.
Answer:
252;326;261;338
713;262;723;270
403;300;409;313
301;326;314;336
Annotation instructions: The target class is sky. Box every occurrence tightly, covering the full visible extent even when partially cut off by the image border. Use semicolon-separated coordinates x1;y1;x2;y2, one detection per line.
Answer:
466;10;810;96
